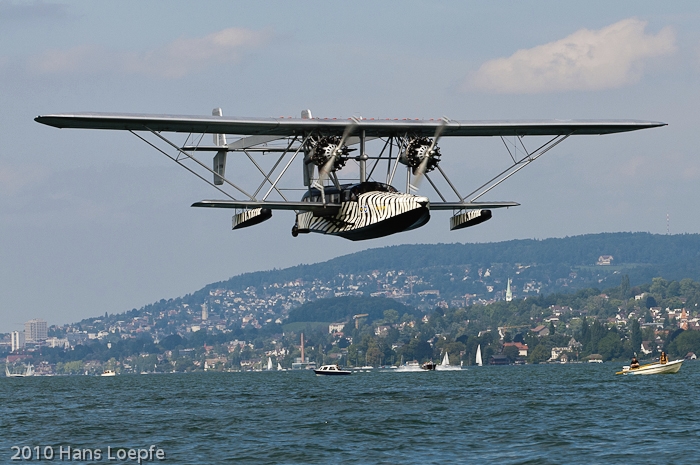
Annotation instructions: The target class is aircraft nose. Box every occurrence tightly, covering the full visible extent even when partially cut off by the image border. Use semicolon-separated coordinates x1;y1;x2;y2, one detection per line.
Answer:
416;196;429;208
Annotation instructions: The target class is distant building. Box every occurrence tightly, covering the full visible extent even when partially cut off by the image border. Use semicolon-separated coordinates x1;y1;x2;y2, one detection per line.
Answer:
328;323;346;334
531;325;550;337
201;303;208;321
549;347;570;361
46;337;69;349
505;278;513;302
11;331;25;352
489;355;510;365
375;325;391;337
503;342;528;357
24;319;47;343
596;255;614;266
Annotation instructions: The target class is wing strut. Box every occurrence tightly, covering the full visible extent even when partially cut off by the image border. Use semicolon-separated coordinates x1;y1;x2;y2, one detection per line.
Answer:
145;127;256;200
262;134;309;201
466;133;571;202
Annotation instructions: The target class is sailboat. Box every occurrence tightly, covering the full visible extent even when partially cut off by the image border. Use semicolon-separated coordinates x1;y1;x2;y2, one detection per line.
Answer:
475;344;483;367
436;352;461;371
267;357;273;371
5;363;34;377
277;362;285;371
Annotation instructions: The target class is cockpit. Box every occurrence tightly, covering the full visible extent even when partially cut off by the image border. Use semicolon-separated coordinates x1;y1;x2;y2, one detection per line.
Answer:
301;182;398;204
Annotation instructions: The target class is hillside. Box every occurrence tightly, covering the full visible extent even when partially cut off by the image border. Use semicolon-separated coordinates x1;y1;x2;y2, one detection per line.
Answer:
48;232;700;341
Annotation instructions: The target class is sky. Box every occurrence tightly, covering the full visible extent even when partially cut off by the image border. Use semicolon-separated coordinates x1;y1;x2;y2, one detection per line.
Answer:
1;1;699;332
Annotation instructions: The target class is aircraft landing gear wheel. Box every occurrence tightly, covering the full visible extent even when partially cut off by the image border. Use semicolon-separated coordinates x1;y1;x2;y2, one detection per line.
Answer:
291;225;299;237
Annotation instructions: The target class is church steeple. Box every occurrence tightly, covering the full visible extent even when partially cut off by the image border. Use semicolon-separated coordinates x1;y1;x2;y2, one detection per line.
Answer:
505;278;513;302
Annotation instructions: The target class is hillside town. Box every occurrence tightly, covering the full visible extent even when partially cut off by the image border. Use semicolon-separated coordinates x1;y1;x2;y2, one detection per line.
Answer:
3;262;700;375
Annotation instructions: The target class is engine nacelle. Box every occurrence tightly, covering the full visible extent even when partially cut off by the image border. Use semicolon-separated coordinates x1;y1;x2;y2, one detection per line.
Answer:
232;208;272;230
450;209;492;230
399;137;441;174
305;136;350;171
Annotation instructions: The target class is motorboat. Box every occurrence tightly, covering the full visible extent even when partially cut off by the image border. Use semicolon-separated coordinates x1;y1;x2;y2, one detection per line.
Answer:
616;359;683;375
421;361;437;371
395;360;424;372
314;364;351;376
100;369;116;377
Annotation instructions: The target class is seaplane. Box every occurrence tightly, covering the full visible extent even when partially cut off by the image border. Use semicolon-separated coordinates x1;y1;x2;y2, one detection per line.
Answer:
35;110;665;241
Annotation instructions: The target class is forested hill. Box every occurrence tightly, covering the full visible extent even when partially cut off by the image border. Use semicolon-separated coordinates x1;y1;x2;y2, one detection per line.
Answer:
192;232;700;299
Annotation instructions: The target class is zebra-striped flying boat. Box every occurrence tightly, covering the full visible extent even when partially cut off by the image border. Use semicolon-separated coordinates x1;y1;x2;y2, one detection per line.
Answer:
35;110;665;241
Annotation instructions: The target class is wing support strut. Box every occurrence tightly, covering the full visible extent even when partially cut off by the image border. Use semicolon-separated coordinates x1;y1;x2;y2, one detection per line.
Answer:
262;134;309;201
141;127;256;200
130;130;240;200
466;133;572;202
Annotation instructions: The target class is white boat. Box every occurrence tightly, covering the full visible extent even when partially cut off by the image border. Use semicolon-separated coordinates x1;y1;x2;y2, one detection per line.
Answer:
616;359;683;375
267;357;273;371
5;363;34;377
277;362;285;371
395;360;425;372
436;352;461;371
314;364;351;376
100;369;116;377
475;344;483;367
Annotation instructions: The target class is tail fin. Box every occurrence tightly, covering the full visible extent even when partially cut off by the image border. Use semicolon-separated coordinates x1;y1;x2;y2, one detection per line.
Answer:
212;108;227;185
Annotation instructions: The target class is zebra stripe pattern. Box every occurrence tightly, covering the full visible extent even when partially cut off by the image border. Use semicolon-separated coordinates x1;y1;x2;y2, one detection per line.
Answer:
299;192;429;235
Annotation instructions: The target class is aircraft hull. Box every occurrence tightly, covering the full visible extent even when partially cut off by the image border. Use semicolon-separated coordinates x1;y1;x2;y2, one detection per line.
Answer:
336;207;430;241
297;190;430;241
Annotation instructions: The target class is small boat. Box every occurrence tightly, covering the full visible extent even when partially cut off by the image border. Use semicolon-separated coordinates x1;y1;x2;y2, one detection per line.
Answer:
475;344;483;367
267;357;273;371
314;364;351;376
100;369;116;377
396;360;424;372
436;352;461;371
616;359;683;375
421;361;437;371
277;362;285;371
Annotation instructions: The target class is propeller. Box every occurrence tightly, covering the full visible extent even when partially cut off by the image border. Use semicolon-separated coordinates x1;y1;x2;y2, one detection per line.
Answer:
313;118;358;203
410;117;449;192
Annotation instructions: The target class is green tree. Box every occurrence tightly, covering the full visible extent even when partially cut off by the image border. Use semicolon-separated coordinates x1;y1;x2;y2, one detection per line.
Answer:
503;345;519;362
668;330;700;358
528;344;550;364
629;319;642;354
597;332;623;361
620;275;631;300
383;309;399;325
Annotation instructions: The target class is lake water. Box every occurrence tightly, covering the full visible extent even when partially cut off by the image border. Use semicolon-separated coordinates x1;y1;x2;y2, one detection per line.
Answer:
2;362;699;464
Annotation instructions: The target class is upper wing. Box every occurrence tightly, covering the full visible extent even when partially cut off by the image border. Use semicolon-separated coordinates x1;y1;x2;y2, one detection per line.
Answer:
35;112;666;138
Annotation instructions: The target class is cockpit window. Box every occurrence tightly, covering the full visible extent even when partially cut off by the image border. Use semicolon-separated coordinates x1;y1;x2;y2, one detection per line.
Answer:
349;182;397;196
301;182;397;203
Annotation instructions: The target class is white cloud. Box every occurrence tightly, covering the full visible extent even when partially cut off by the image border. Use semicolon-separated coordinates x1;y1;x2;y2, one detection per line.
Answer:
467;18;676;94
29;27;271;78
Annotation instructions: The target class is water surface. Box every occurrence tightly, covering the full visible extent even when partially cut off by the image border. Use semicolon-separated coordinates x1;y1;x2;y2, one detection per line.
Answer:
2;362;698;464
